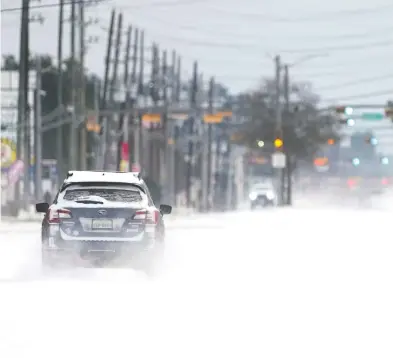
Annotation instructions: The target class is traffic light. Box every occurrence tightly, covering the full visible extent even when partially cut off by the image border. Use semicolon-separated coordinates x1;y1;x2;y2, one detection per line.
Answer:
327;138;335;145
335;106;346;114
335;106;353;115
274;138;283;148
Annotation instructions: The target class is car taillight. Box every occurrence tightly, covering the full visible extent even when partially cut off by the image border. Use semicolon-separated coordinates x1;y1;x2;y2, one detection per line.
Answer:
347;179;356;187
48;208;72;224
382;177;389;185
133;210;147;220
146;210;159;225
133;209;159;224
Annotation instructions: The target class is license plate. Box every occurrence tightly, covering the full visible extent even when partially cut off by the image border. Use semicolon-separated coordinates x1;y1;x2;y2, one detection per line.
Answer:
92;219;113;230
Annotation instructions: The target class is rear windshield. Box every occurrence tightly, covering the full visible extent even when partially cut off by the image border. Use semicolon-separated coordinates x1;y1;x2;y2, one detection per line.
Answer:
63;187;143;203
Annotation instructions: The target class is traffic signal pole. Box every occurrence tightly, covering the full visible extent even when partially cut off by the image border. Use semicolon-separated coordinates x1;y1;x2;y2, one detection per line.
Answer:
274;55;284;205
283;64;292;206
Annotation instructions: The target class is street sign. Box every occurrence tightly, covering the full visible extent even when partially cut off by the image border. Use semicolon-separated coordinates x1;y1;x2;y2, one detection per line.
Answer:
142;113;161;123
203;114;223;123
271;152;286;168
361;112;384;120
215;111;232;117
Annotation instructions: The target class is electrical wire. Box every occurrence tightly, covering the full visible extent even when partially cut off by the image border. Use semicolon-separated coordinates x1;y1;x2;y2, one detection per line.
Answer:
323;89;393;102
140;23;393;43
1;0;109;12
96;21;393;55
201;3;393;22
106;31;393;53
119;0;209;10
315;74;393;91
210;67;393;83
0;0;205;13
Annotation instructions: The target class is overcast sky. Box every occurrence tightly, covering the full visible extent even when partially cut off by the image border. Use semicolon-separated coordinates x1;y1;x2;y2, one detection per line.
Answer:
2;0;393;107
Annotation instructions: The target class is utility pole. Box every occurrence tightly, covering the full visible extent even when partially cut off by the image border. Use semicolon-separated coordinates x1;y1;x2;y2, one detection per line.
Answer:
283;64;292;206
118;25;132;172
137;30;145;172
79;0;87;170
34;56;43;202
56;0;64;183
16;0;29;195
161;49;169;204
225;143;233;210
68;0;77;171
130;28;139;170
274;55;284;205
173;55;181;206
206;76;215;211
186;61;198;208
167;49;177;206
100;9;115;170
90;77;101;170
149;44;159;180
20;0;31;210
105;12;122;171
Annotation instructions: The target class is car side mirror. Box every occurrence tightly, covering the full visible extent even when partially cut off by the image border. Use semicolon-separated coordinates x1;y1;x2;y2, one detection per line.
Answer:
36;202;49;213
159;204;172;215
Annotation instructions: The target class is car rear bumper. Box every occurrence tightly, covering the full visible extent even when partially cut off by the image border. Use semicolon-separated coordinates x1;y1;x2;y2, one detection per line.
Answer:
43;230;157;258
250;196;275;206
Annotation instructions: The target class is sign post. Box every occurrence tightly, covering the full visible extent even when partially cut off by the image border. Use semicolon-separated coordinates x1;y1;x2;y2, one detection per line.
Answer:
272;152;286;168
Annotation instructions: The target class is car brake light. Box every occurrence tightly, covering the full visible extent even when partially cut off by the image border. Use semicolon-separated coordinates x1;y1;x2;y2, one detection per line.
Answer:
146;210;159;225
382;177;389;185
133;209;159;224
48;208;72;223
133;210;147;220
347;179;356;187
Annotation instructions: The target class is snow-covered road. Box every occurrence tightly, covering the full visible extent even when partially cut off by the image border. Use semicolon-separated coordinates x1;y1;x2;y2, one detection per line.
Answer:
0;207;392;358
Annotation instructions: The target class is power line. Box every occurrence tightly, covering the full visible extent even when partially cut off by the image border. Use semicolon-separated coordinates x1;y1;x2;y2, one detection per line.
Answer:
1;0;108;12
142;24;393;43
95;21;393;55
119;0;209;10
101;30;393;53
315;74;393;91
214;68;393;83
1;0;205;13
202;3;393;22
280;40;393;54
131;10;393;40
324;89;393;102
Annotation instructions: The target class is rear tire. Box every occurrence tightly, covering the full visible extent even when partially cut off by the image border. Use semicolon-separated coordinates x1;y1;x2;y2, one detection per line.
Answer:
41;248;57;271
140;242;165;277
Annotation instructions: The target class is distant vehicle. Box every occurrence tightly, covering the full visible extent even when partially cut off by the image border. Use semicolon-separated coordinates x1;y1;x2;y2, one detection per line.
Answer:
340;156;392;194
248;180;277;209
35;170;172;274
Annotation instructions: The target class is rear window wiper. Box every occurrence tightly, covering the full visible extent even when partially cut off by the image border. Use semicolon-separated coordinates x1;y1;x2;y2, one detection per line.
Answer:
75;199;104;204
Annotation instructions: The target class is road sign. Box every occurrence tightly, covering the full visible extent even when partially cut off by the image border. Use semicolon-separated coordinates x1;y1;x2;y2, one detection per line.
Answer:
271;152;286;168
203;114;222;123
361;112;384;120
215;111;232;117
142;113;161;123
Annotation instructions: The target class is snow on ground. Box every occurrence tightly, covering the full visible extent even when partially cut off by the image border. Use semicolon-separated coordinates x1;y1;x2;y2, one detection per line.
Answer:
0;206;392;358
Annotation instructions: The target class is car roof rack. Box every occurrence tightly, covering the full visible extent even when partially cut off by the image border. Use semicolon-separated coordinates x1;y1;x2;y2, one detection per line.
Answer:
65;170;142;181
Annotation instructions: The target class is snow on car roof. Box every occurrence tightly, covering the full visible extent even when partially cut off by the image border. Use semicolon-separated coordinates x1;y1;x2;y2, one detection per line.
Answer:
63;171;142;185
